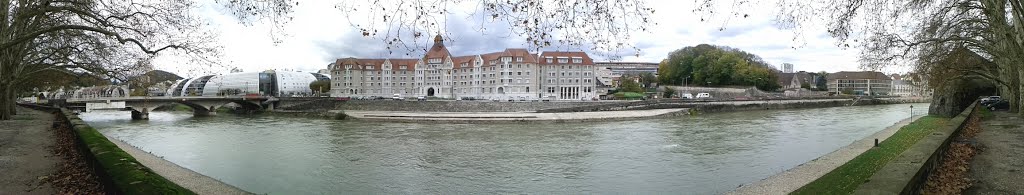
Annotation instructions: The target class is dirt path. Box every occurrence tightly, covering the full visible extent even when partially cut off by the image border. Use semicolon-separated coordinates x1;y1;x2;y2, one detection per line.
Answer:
966;111;1024;194
0;107;57;194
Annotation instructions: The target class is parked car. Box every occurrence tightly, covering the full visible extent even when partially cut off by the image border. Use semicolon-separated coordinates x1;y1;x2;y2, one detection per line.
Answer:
981;96;1001;105
491;98;500;102
680;93;694;99
987;100;1010;111
392;94;402;100
696;93;712;99
417;96;426;101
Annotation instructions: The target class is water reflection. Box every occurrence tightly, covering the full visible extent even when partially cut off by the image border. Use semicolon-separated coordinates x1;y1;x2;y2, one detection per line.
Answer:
81;103;928;194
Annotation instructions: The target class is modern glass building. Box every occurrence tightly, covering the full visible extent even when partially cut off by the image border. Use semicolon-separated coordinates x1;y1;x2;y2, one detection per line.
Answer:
166;70;329;97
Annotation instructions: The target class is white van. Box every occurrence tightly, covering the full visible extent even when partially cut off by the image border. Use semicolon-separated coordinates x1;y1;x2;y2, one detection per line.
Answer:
680;93;694;99
696;93;712;99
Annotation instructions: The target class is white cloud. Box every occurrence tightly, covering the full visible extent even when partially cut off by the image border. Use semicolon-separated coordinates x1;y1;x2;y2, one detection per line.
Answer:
155;0;890;78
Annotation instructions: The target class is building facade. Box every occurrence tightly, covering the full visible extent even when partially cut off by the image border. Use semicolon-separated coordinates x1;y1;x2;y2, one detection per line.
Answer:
166;70;329;97
329;35;597;101
594;62;659;77
826;71;892;95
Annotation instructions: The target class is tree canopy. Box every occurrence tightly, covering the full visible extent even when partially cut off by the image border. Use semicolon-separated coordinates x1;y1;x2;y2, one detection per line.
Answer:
657;44;781;91
0;0;219;120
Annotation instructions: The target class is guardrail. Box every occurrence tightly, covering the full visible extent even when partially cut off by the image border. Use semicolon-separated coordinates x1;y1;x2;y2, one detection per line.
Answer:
854;101;978;194
19;104;194;194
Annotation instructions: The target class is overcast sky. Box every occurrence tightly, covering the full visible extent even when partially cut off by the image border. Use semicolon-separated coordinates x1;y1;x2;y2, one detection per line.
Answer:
154;0;909;78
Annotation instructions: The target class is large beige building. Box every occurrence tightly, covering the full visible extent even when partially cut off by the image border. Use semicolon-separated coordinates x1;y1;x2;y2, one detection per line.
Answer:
328;35;597;101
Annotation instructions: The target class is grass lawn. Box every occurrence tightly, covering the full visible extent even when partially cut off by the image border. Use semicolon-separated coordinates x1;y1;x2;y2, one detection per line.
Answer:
791;116;950;195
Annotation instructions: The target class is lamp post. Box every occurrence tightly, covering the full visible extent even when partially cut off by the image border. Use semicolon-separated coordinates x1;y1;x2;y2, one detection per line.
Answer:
910;104;914;118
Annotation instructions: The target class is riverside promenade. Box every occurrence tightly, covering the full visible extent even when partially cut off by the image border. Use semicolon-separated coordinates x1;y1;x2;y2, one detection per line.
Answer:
344;108;689;122
966;111;1024;194
728;115;925;194
0;107;57;194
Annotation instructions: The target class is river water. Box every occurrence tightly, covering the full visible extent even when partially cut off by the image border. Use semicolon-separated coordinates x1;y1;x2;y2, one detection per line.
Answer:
81;103;928;194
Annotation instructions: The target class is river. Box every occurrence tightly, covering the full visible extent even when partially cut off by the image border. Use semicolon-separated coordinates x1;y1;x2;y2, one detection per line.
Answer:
81;103;928;194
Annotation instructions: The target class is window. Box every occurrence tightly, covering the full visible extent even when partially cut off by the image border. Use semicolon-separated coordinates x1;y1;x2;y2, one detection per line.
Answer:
429;58;441;63
365;65;374;69
572;59;583;63
558;58;568;63
517;72;522;76
546;58;553;63
526;87;530;92
516;57;523;62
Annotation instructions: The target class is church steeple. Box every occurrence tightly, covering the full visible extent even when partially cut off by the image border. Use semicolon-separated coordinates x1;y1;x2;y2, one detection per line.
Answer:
433;34;443;45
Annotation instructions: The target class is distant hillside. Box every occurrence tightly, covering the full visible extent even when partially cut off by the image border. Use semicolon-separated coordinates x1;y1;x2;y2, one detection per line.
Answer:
131;70;183;84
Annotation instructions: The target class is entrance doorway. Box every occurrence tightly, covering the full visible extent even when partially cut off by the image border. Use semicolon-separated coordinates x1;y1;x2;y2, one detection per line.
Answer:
427;88;435;96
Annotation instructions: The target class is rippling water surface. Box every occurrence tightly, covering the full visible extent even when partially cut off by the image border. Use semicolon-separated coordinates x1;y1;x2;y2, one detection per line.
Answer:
81;103;928;194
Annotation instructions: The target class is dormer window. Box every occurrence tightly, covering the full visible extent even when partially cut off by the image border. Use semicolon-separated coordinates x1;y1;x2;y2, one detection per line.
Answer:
429;58;441;63
572;59;583;63
515;57;523;62
502;57;512;62
400;65;408;70
558;58;568;63
365;65;374;70
546;58;553;63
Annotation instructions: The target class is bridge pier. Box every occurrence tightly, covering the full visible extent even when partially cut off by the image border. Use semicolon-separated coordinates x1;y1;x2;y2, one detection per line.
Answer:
131;108;149;120
193;106;218;117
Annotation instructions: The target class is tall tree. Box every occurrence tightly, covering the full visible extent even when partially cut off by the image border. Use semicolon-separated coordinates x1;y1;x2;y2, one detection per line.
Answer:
698;0;1024;115
658;44;781;91
0;0;219;120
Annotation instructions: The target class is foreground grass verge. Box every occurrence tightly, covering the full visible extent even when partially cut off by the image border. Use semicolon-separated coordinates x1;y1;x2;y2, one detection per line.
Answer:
791;116;950;195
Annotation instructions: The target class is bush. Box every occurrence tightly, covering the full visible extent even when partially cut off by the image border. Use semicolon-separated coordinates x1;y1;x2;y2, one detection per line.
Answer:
333;112;348;120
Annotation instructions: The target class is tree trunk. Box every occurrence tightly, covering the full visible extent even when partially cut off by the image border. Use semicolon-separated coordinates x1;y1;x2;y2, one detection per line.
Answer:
0;86;11;120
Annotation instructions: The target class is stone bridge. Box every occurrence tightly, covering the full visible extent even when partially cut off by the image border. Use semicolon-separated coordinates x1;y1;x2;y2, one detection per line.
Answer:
66;96;272;119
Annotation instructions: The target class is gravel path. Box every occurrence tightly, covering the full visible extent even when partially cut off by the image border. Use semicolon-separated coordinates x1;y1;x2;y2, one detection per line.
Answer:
966;111;1024;194
105;135;252;195
727;115;924;195
0;107;57;194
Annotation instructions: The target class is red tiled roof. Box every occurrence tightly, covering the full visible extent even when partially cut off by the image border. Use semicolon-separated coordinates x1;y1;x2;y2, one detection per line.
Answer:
389;59;419;71
423;35;451;61
538;51;594;65
452;56;476;69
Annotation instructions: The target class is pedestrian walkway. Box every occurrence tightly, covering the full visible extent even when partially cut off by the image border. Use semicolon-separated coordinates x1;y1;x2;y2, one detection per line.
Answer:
967;111;1024;194
0;107;56;194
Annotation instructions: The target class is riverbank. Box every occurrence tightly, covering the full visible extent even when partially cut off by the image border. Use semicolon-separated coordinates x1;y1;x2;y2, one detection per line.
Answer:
344;108;688;123
103;137;252;195
0;107;57;194
727;115;925;194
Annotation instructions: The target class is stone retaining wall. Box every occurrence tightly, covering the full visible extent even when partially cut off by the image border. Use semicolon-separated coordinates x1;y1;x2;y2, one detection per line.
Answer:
335;100;620;112
854;101;978;194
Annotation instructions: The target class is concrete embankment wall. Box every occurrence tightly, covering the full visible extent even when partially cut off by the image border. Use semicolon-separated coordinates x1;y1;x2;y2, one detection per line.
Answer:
692;100;853;113
18;104;195;195
333;100;620;112
854;102;978;194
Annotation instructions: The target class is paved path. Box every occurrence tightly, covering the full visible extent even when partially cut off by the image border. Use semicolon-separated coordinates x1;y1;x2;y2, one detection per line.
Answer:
0;107;56;194
105;134;252;195
727;115;924;195
966;111;1024;194
344;108;688;122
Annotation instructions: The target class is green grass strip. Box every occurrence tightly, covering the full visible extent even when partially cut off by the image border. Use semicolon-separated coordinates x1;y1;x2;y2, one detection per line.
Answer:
63;110;195;194
791;116;949;195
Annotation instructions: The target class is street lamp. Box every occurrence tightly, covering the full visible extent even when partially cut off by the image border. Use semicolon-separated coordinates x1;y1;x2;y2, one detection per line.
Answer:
910;105;914;118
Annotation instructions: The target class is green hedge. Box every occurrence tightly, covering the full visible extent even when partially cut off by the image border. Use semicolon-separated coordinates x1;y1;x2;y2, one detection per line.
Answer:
60;109;195;195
